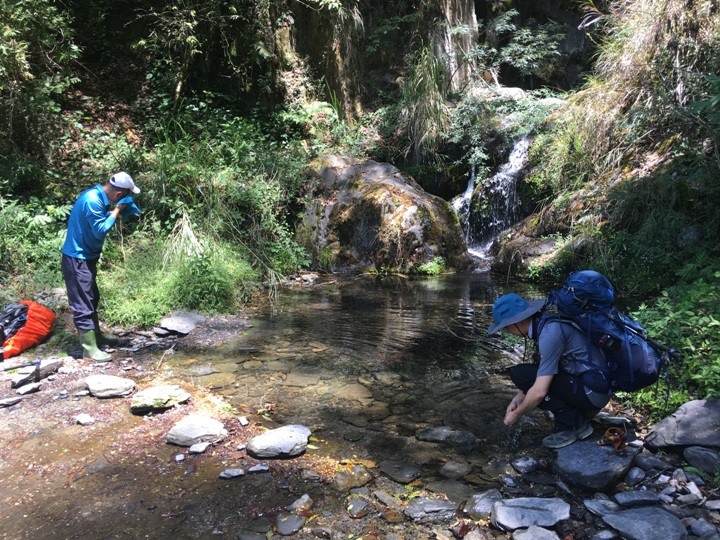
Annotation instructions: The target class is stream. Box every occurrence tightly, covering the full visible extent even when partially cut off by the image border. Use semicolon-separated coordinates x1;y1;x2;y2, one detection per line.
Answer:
0;272;551;539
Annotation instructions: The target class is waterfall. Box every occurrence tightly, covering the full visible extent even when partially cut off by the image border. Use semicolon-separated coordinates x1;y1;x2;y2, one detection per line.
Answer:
453;137;531;259
451;165;476;244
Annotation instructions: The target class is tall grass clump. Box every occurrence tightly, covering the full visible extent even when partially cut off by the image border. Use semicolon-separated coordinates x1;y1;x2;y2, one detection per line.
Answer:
398;44;451;165
522;0;720;293
99;215;258;327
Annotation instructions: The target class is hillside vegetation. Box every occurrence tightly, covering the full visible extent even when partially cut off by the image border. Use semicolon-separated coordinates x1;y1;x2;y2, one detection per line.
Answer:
0;0;718;408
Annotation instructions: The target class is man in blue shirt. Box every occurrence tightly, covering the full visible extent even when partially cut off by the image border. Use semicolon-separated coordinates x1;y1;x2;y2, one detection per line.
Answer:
488;293;611;448
61;172;140;362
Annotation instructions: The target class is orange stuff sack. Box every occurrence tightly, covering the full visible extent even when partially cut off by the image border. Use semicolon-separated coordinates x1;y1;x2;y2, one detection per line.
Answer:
2;300;55;360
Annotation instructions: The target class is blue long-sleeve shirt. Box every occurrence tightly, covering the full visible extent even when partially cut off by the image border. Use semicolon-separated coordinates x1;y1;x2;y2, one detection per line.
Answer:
61;184;117;260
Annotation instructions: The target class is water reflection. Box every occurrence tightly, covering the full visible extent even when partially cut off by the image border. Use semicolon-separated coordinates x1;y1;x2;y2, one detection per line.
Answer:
170;273;546;458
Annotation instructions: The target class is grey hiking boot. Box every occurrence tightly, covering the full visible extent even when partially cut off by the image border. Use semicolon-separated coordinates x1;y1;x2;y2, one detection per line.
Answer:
542;421;593;449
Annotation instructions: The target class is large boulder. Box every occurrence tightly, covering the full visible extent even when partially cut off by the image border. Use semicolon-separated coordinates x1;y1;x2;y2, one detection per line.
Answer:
297;156;470;273
645;399;720;450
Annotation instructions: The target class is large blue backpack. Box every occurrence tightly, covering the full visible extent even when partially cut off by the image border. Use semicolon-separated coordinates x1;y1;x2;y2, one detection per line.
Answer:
540;270;677;393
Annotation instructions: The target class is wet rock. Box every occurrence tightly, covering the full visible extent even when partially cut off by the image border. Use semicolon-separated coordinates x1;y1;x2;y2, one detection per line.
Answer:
645;399;720;449
275;512;306;536
626;467;646;486
75;413;95;426
584;494;620;517
346;495;372;518
246;424;311;458
683;446;720;475
635;452;673;471
333;464;373;491
403;497;458;523
690;517;718;536
337;383;373;402
0;396;22;407
614;490;660;507
287;494;313;513
464;489;503;519
415;426;477;446
166;414;227;446
130;385;191;413
378;460;421;484
602;507;686;540
440;461;472;479
219;468;245;479
483;459;515;478
10;357;64;387
188;442;211;454
492;497;570;531
248;463;270;473
85;374;136;398
374;489;402;510
513;525;560;540
158;311;206;335
511;456;539;474
590;530;617;540
16;382;41;395
425;479;475;504
554;439;638;491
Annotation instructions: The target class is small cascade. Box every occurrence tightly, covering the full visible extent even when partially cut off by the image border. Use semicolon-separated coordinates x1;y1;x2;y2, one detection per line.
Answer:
453;137;531;260
451;165;476;243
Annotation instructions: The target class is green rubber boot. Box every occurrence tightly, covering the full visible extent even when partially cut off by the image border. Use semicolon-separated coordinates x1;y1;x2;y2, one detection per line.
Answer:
92;315;119;346
80;330;112;363
95;330;119;347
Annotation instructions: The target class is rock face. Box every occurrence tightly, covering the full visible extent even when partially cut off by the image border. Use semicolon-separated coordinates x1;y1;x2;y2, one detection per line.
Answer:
297;156;469;273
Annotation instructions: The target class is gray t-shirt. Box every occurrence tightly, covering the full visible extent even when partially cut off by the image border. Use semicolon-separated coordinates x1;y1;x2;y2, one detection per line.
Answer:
535;318;611;408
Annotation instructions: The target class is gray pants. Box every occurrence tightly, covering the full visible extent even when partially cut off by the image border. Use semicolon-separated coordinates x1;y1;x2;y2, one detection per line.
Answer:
61;254;99;332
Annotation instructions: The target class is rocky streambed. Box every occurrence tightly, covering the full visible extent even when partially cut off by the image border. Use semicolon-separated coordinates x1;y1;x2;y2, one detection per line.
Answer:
1;300;720;540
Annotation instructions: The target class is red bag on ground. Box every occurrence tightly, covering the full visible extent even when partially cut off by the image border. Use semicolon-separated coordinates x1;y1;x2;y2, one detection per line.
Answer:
2;300;56;360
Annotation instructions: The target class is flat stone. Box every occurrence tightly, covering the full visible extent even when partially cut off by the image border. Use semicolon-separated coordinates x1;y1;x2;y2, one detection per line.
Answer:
16;382;41;395
378;460;421;484
0;396;23;407
85;374;136;398
645;399;720;449
440;461;473;479
684;446;720;475
333;464;373;491
159;311;206;335
166;414;227;446
189;442;211;454
346;496;371;518
584;495;620;517
415;426;477;446
554;439;638;491
246;425;311;458
219;468;245;479
602;507;686;540
513;525;560;540
10;357;64;388
492;497;570;531
511;456;539;474
425;479;475;504
464;489;503;519
614;490;660;507
403;497;458;523
130;385;191;413
275;512;306;535
75;413;95;426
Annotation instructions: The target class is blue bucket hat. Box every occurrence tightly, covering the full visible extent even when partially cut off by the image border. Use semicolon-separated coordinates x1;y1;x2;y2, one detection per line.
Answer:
487;293;545;334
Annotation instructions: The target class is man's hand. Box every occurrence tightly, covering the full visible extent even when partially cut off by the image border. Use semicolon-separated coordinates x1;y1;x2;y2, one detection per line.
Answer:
504;391;525;425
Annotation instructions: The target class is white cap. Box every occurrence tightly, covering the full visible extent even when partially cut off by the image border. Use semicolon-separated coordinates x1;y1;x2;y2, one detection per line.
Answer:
109;172;140;194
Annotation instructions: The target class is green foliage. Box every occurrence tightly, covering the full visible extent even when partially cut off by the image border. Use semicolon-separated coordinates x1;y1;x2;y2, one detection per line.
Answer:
0;0;80;159
398;44;450;165
416;257;446;275
0;196;70;291
624;257;720;416
472;10;565;81
100;227;258;327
